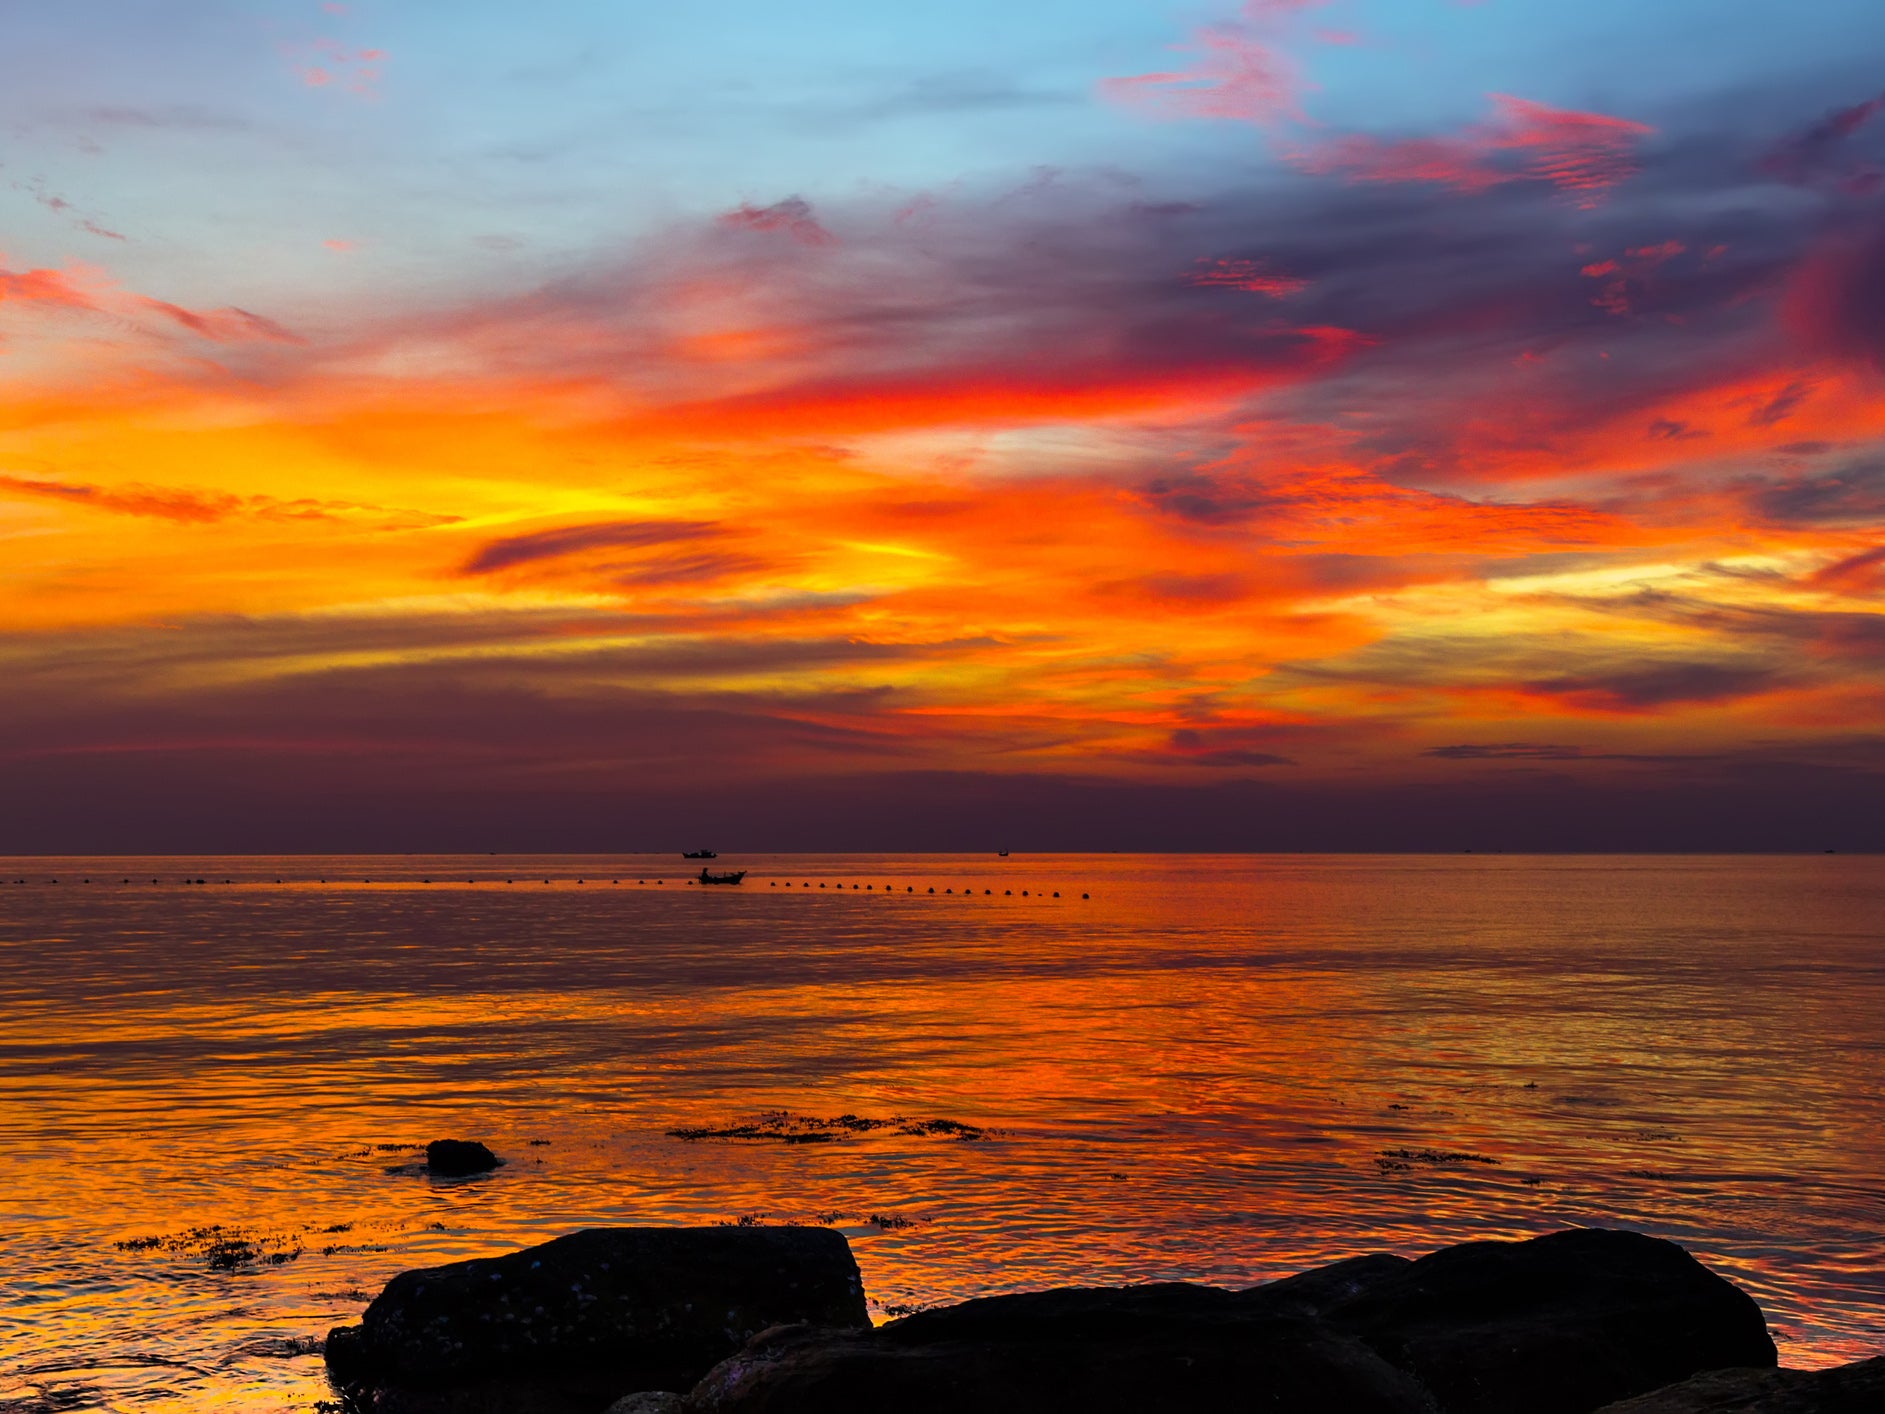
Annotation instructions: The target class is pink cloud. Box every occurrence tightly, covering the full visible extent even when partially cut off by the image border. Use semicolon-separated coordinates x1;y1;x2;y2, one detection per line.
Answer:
1100;24;1305;125
291;37;385;95
1;254;298;346
1295;94;1652;205
717;197;838;247
1581;239;1686;316
1099;0;1337;126
130;299;301;344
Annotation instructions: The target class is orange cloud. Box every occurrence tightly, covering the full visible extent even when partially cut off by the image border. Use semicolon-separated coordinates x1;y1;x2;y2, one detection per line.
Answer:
2;144;1881;813
0;261;103;312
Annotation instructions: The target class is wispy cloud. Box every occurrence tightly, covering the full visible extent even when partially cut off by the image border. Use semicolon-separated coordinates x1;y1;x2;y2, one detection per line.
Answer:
1294;95;1652;205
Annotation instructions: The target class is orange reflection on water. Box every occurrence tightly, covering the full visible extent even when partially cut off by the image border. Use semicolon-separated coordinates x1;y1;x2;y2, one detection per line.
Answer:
1;854;1882;1411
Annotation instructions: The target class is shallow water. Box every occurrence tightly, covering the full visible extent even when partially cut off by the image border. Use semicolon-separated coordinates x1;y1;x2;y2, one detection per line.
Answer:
1;853;1881;1411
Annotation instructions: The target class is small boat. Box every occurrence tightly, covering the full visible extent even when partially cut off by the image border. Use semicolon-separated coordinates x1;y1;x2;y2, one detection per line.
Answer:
698;868;745;885
997;850;1009;857
682;849;717;859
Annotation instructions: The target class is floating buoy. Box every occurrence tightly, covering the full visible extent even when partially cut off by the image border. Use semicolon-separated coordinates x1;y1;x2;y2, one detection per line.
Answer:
1083;893;1089;899
1053;891;1060;897
927;887;935;893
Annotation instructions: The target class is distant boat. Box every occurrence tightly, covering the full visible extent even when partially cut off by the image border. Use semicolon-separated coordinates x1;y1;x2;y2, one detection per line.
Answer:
997;850;1009;857
682;849;717;859
697;868;745;885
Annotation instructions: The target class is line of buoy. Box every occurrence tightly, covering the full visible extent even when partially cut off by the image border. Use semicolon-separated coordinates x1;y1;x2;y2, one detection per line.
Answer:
0;876;1090;899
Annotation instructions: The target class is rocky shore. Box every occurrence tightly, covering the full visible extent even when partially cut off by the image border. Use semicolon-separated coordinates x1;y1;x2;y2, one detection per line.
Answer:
324;1226;1882;1413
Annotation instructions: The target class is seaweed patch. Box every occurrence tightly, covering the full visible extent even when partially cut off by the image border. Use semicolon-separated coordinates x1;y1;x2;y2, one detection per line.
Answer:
668;1111;989;1144
114;1225;304;1271
1374;1148;1501;1173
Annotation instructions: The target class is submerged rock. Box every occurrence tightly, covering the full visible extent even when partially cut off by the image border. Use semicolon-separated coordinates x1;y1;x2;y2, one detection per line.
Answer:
426;1139;502;1176
324;1226;868;1413
1594;1356;1885;1412
1318;1228;1778;1414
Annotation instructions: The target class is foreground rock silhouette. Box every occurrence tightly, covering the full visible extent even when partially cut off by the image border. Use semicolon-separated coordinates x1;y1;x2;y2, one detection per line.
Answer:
1593;1355;1885;1412
325;1226;1820;1414
324;1227;868;1412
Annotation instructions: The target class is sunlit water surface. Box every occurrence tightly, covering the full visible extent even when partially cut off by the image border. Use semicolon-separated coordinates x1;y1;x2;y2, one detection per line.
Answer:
1;854;1881;1411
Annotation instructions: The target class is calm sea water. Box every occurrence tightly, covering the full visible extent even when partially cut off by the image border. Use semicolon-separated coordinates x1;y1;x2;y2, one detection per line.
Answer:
1;854;1881;1411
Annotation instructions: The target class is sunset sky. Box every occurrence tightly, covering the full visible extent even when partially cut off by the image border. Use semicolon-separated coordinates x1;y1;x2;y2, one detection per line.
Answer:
4;0;1883;850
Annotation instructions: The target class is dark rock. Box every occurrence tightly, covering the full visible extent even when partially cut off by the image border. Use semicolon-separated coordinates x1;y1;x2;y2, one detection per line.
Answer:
681;1230;1781;1414
426;1139;502;1176
1593;1356;1885;1412
1321;1228;1778;1414
1244;1252;1414;1315
325;1226;868;1413
606;1396;687;1414
684;1284;1441;1413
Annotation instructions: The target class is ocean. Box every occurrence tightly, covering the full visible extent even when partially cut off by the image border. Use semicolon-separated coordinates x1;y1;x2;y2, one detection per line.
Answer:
1;853;1880;1411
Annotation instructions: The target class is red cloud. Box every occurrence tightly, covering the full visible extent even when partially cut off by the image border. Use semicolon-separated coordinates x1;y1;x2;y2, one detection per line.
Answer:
1188;258;1307;296
0;473;238;523
718;197;837;247
1296;95;1652;205
1785;224;1885;368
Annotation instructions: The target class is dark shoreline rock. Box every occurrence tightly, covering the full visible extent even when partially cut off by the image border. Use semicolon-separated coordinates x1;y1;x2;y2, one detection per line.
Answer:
1318;1228;1778;1414
1593;1356;1885;1412
326;1225;1847;1414
324;1226;866;1413
680;1228;1778;1414
685;1288;1441;1413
